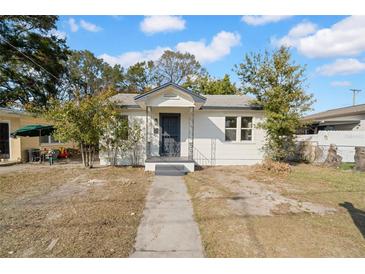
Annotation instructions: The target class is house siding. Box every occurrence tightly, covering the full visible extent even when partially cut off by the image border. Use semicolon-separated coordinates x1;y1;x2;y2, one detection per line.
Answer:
1;111;76;162
193;109;265;165
99;108;265;166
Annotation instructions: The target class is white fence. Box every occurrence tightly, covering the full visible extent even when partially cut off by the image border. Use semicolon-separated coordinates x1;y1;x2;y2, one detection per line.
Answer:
296;131;365;162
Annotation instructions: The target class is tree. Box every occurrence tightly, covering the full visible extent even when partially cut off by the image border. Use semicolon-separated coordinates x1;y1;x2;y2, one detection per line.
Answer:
127;120;143;166
44;90;117;168
154;50;205;85
123;61;155;93
102;64;125;92
184;74;239;95
101;114;129;166
235;46;314;161
64;50;124;99
0;16;69;108
100;117;143;166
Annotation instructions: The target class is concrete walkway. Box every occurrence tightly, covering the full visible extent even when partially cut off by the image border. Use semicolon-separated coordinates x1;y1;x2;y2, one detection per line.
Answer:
130;175;204;258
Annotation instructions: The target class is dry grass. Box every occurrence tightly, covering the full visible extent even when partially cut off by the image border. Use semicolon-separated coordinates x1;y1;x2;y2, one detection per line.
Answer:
185;164;365;257
0;163;152;258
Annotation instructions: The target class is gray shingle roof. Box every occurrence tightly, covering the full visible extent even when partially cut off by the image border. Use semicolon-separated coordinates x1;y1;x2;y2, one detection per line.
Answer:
303;104;365;121
110;93;137;107
202;95;256;109
110;93;260;109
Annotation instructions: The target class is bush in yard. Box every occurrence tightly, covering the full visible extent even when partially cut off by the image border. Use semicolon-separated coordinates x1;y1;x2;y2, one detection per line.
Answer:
101;114;129;166
44;90;117;168
101;118;143;166
261;159;291;174
235;46;314;162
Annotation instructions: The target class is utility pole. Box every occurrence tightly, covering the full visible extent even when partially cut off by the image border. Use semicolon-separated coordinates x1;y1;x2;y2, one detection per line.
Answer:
349;89;361;106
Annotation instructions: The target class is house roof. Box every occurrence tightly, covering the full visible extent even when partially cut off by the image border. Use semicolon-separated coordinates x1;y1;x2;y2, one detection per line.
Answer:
202;95;259;109
134;82;206;102
110;93;260;110
110;83;261;110
0;107;28;117
110;93;138;108
303;104;365;121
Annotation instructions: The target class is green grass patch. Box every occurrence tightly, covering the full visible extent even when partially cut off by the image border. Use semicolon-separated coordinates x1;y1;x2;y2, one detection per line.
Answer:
340;162;356;171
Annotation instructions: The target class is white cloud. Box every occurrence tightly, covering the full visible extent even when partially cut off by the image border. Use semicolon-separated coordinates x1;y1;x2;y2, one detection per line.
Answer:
316;58;365;76
68;18;78;32
288;21;318;38
99;47;171;67
241;15;292;26
67;18;102;33
100;31;240;67
272;21;318;48
330;81;352;87
80;20;102;32
275;16;365;58
176;31;241;63
140;16;186;34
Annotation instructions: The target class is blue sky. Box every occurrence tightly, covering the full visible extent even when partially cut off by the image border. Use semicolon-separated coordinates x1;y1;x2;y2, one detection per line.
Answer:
56;15;365;114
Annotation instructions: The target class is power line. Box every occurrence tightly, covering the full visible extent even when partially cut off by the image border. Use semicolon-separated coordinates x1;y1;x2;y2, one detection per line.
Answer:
0;34;59;81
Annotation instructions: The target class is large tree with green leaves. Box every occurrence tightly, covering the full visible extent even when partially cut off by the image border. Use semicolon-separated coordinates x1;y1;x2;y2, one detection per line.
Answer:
44;90;118;168
64;50;124;99
184;74;239;95
123;61;156;93
153;50;205;85
235;46;314;161
0;16;69;108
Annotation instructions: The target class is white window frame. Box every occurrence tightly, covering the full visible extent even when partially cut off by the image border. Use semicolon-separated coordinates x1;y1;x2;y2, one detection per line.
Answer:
225;116;238;142
224;116;255;143
240;116;254;142
40;135;62;145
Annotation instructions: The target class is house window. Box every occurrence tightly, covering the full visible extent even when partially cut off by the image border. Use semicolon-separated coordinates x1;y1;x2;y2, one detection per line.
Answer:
40;135;61;144
225;117;237;141
241;117;253;141
120;115;129;140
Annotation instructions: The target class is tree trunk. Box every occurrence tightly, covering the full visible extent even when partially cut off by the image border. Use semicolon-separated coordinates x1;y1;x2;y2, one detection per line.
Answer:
90;146;94;168
85;145;90;168
80;143;86;167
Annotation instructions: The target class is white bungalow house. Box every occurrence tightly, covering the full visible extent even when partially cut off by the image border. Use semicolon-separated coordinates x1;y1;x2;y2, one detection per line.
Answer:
99;83;266;172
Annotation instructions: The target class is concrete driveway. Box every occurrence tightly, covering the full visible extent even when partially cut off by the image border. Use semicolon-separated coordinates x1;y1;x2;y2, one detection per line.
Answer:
130;175;204;258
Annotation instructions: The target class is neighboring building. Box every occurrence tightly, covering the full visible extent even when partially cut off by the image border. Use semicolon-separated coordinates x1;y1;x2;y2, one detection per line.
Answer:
297;104;365;162
0;107;74;162
302;104;365;133
100;83;266;172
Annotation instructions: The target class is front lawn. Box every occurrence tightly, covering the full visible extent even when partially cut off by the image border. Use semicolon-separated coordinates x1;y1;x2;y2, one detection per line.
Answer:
0;164;152;257
185;164;365;257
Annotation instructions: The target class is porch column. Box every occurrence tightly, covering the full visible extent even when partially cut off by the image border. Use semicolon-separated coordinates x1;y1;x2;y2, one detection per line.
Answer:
145;106;152;159
188;107;194;161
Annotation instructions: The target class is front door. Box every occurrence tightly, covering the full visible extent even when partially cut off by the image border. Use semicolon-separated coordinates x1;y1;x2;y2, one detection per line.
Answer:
160;113;180;157
0;122;10;159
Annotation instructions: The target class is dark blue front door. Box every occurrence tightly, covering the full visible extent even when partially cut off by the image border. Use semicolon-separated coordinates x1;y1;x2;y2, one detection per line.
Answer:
160;113;180;157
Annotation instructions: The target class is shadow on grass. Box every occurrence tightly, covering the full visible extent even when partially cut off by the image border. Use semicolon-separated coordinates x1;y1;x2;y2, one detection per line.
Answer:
339;202;365;239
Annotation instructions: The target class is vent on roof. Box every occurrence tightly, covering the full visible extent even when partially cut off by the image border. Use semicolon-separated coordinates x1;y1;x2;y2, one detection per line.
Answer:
163;93;178;99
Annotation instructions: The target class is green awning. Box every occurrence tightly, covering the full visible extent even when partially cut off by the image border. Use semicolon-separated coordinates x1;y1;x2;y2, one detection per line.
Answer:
11;124;54;138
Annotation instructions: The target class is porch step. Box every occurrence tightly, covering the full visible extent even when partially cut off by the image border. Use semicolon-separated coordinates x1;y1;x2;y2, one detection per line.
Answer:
155;164;187;176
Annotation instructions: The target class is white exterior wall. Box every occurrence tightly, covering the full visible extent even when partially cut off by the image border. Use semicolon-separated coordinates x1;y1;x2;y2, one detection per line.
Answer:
193;109;265;165
100;108;266;166
99;109;146;166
